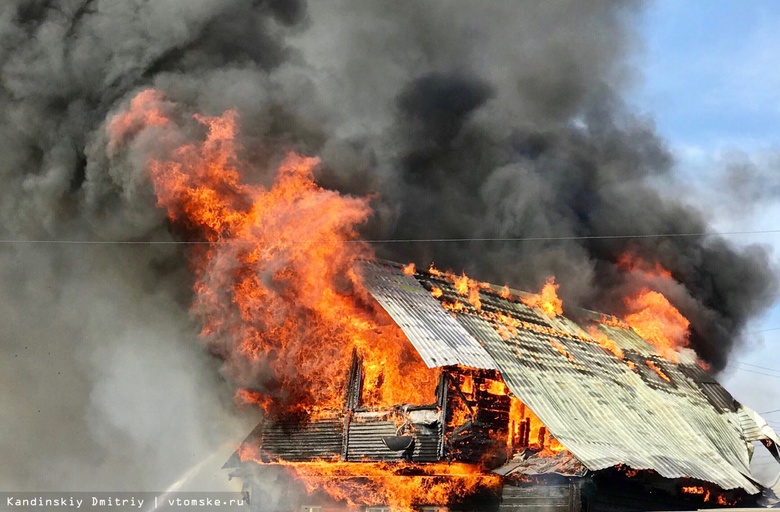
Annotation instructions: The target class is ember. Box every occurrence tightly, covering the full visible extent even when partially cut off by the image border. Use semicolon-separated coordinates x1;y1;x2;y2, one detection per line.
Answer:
681;485;711;502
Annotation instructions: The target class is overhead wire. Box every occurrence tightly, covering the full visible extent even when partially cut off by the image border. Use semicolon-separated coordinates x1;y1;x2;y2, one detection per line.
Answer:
737;362;780;374
1;227;780;245
733;368;780;380
747;327;780;335
5;230;780;393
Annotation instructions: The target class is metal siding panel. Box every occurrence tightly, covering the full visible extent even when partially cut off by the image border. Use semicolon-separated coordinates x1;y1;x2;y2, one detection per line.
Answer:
345;419;443;462
346;421;402;462
361;262;496;369
258;418;343;462
411;432;441;462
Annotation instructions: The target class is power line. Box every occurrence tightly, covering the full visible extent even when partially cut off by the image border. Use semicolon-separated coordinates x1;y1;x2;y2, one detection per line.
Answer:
0;240;212;245
761;409;780;415
737;362;780;374
747;327;780;335
735;368;780;380
365;229;780;243
2;228;780;245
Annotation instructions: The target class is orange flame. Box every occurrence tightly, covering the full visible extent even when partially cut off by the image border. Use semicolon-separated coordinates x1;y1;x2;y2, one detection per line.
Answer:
520;277;563;317
442;300;466;313
624;289;689;362
616;254;692;362
586;326;625;359
402;262;416;276
111;95;440;412
239;443;500;512
483;379;507;395
645;360;671;383
681;486;711;502
108;91;455;506
428;266;489;310
618;252;673;279
453;273;469;295
508;396;567;456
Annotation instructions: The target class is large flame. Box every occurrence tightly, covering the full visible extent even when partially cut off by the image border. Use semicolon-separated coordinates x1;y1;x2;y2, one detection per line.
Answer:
108;90;439;414
105;101;701;509
623;289;690;362
617;253;690;362
106;90;472;509
239;443;500;511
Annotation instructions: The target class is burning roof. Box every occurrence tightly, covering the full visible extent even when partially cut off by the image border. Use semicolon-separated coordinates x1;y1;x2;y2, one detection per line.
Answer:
358;261;779;494
102;88;779;509
224;258;780;511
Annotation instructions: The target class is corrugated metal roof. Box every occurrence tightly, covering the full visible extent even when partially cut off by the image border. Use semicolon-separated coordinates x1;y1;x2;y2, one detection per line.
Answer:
360;261;779;494
361;261;496;369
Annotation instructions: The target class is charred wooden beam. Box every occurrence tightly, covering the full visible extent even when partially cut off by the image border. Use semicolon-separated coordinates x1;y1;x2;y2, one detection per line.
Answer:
437;371;448;460
344;348;363;412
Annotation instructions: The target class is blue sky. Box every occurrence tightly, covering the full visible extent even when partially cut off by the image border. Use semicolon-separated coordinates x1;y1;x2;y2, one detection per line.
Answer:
634;1;780;152
634;1;780;474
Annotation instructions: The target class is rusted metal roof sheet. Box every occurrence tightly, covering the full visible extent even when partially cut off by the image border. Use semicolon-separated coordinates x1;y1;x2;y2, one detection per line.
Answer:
360;261;778;494
360;261;496;369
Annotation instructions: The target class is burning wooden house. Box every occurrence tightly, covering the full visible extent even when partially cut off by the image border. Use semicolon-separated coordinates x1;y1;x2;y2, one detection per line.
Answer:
225;261;780;511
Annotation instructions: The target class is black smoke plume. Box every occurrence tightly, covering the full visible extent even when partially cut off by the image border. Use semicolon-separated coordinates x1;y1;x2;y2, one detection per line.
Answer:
0;0;775;492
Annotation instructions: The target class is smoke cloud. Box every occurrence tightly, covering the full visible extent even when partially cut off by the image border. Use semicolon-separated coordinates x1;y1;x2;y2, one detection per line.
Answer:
0;0;776;491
